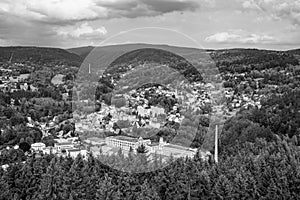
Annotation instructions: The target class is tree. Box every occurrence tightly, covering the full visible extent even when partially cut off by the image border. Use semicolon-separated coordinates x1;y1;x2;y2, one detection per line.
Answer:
136;144;148;154
19;142;31;152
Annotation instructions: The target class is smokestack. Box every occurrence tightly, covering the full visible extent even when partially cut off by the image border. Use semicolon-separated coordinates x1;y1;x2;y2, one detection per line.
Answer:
88;64;91;74
214;124;218;163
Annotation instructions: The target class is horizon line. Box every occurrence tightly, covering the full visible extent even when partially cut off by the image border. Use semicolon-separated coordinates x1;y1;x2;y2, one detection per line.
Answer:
0;43;299;52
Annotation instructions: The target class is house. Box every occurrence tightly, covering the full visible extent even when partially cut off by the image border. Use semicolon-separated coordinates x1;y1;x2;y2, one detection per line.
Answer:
147;137;165;153
31;143;46;151
150;106;165;117
67;149;87;159
54;142;74;151
147;121;161;129
85;137;106;146
137;105;150;117
42;147;56;155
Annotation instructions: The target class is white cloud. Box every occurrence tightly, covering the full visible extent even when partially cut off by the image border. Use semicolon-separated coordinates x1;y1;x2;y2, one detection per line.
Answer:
0;38;15;46
0;0;107;23
0;0;201;24
239;0;300;25
205;32;240;43
242;0;261;10
56;23;107;38
205;30;276;44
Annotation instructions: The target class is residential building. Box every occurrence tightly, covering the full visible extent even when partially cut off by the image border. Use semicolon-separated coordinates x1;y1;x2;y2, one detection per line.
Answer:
105;136;151;152
31;143;46;151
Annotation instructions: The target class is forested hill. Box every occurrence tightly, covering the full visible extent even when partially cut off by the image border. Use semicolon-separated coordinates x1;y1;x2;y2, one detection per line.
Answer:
211;48;299;65
69;44;300;66
287;49;300;55
105;48;203;83
67;46;95;59
0;47;83;66
210;48;299;73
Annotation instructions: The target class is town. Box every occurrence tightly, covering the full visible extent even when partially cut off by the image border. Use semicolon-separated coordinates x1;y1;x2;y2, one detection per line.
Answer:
0;47;299;167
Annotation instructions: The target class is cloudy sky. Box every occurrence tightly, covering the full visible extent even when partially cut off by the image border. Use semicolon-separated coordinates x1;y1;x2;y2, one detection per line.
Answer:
0;0;299;50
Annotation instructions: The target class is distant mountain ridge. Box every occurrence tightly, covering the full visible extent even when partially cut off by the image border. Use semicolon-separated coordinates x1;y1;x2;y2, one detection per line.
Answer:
0;46;83;66
68;44;300;59
0;45;298;69
67;44;207;60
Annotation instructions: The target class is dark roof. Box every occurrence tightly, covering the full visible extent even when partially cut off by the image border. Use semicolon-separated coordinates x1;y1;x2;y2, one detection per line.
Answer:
68;149;81;152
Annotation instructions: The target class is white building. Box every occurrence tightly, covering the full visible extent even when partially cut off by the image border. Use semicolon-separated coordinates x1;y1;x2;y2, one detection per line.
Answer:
54;142;74;151
137;105;150;117
105;136;151;152
150;106;165;117
31;143;46;151
67;149;87;159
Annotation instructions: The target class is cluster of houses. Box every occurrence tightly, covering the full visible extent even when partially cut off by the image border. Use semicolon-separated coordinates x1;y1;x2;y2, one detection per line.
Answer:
75;82;211;134
222;73;266;112
31;137;87;159
0;66;38;93
26;116;75;139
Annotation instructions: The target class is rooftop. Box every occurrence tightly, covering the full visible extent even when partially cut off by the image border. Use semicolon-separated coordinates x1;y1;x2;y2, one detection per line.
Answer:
55;142;73;146
87;137;105;143
164;144;195;152
68;149;81;152
108;135;139;143
109;135;150;142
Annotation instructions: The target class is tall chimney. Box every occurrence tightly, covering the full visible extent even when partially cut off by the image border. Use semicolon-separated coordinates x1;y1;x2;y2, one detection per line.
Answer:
214;124;218;163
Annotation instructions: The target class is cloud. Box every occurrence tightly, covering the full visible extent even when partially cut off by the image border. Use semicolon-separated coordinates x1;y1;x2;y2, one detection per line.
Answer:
139;0;198;13
0;0;107;24
0;0;201;24
0;38;15;46
205;30;276;44
56;23;107;38
242;0;261;10
240;0;300;25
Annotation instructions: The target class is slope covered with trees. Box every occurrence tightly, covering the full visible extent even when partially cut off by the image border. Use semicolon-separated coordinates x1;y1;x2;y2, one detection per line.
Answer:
0;138;299;199
0;47;83;66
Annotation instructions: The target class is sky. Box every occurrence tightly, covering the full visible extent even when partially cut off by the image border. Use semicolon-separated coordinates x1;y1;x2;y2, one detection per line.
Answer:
0;0;299;50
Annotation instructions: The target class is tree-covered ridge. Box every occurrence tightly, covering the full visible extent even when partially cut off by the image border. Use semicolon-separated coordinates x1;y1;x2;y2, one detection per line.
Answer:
104;48;203;83
211;49;299;73
0;138;299;199
0;47;83;67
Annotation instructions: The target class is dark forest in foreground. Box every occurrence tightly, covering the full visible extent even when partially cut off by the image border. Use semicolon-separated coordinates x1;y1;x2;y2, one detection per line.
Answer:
1;138;300;200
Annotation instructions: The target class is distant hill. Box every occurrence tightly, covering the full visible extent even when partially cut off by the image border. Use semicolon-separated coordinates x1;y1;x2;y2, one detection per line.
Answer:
105;48;203;83
74;44;213;86
287;49;300;55
211;48;298;65
67;46;95;59
69;44;299;68
68;44;210;62
0;46;83;66
71;44;213;80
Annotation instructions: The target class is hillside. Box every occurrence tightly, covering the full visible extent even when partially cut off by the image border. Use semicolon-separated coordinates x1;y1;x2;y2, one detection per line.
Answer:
105;48;203;83
70;44;299;75
0;46;83;66
67;46;95;59
68;44;206;59
287;49;300;55
211;48;298;66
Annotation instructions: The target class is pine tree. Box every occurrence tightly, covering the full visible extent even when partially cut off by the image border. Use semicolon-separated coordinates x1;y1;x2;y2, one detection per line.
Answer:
136;180;160;200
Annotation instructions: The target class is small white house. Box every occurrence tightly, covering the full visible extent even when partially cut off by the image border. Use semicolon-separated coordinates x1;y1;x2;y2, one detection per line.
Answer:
67;149;87;159
31;143;46;151
54;142;74;151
